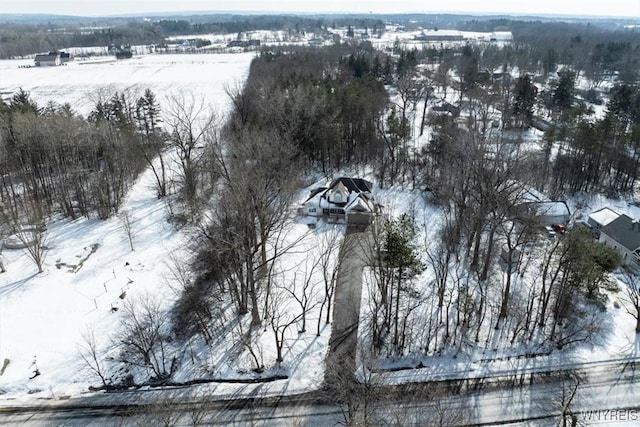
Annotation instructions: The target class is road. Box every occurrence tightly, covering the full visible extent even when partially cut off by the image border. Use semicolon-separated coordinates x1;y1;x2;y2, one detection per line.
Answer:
1;361;638;426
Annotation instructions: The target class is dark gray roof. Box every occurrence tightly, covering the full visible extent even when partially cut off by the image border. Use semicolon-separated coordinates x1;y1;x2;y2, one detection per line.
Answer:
34;53;58;61
329;177;373;194
600;214;640;251
303;187;326;203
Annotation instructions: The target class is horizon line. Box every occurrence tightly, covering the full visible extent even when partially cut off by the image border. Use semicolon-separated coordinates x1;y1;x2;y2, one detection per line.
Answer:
1;10;638;20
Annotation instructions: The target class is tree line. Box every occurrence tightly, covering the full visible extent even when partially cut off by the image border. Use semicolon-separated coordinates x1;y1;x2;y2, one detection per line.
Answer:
0;89;166;272
0;14;385;58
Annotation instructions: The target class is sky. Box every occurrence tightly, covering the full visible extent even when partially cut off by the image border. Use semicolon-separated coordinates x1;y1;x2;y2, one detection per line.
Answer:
0;0;639;18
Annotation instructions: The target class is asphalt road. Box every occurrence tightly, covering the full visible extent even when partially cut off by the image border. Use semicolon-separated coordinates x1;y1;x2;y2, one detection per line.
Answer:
1;361;638;426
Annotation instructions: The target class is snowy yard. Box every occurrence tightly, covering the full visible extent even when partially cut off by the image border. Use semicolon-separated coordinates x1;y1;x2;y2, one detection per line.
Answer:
356;184;640;385
0;53;342;401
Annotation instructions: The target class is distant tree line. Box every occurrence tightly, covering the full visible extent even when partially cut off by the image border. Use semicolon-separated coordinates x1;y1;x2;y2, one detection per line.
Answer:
0;15;385;58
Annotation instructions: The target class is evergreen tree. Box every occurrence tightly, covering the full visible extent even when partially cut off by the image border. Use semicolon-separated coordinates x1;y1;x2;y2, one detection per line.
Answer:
513;74;536;127
552;69;576;115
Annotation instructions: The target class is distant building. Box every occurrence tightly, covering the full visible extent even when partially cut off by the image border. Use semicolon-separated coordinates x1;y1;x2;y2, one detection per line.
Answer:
226;39;260;49
34;52;60;66
532;201;571;226
431;101;461;117
59;51;72;63
109;44;132;59
490;31;513;42
415;32;464;42
518;187;571;226
227;40;248;48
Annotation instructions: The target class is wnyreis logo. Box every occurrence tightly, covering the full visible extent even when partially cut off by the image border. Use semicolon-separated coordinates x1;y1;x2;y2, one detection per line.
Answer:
580;409;639;422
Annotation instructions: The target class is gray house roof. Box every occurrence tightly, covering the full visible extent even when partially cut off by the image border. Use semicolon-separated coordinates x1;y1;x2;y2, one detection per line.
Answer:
328;177;373;194
600;214;640;252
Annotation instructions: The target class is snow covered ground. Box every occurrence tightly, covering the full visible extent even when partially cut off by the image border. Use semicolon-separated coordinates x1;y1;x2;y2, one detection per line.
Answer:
355;183;640;387
1;42;638;418
0;54;253;402
0;155;193;399
0;45;381;404
0;52;255;117
0;159;339;402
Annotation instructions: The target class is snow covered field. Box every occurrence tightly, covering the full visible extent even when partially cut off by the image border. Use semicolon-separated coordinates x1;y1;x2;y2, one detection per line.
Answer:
0;52;255;117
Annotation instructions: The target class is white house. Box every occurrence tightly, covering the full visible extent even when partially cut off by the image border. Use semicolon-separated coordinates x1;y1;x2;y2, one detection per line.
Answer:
519;187;571;226
300;177;380;226
533;201;571;226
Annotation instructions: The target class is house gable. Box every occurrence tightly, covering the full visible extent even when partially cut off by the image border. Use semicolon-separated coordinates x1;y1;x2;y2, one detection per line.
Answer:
327;181;349;204
345;194;373;213
34;53;60;66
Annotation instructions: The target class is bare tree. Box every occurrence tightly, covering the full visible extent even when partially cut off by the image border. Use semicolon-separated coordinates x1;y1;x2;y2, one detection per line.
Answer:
496;214;540;325
324;338;382;427
120;210;136;252
130;398;183;427
282;257;322;334
117;295;177;382
267;287;303;368
78;327;110;387
205;128;302;325
555;372;582;427
620;270;640;333
164;93;216;216
0;196;48;273
317;226;343;336
232;320;264;373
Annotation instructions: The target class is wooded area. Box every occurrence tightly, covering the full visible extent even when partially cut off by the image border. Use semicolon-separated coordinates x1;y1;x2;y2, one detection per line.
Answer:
1;16;639;404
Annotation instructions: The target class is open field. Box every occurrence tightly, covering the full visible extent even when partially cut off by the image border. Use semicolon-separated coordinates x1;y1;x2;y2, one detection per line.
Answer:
0;52;255;117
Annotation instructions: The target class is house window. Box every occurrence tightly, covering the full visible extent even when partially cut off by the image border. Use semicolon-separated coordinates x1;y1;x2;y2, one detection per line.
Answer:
309;207;316;214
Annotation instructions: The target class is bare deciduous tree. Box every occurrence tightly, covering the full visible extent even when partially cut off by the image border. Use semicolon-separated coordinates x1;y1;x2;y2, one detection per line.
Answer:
620;270;640;333
232;320;264;373
268;287;303;368
120;210;136;252
117;295;177;382
317;226;343;336
164;93;217;217
205;128;302;325
0;196;48;273
78;327;110;387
